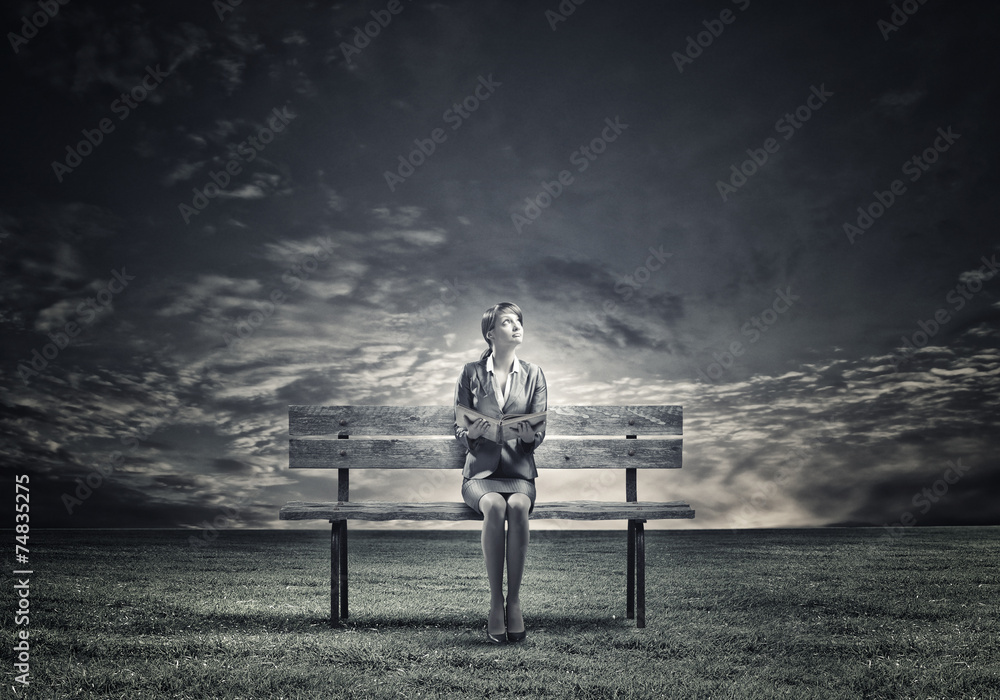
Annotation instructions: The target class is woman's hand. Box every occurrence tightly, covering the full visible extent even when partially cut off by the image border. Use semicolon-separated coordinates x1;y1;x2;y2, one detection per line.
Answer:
467;417;490;440
514;420;535;444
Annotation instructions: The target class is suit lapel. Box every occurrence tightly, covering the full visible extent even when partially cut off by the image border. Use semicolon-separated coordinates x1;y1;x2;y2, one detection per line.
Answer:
474;361;503;417
502;360;526;412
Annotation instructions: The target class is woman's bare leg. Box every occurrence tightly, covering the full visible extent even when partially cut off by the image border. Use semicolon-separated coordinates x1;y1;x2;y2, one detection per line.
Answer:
504;493;531;633
479;493;508;635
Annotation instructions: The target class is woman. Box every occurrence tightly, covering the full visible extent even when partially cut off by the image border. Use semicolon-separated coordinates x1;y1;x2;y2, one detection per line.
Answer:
454;302;547;643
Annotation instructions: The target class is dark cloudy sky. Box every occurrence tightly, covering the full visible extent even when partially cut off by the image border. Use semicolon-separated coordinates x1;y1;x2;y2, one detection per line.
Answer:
3;0;998;532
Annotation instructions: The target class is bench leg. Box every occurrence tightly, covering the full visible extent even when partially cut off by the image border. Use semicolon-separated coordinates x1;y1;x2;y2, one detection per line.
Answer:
636;520;646;628
331;520;343;626
340;520;349;619
626;519;635;619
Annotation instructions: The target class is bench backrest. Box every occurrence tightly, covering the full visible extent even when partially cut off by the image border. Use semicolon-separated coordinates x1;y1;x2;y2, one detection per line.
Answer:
289;405;682;471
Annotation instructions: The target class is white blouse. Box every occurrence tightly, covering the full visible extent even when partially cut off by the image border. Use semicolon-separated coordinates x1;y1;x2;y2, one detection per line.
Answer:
485;352;518;407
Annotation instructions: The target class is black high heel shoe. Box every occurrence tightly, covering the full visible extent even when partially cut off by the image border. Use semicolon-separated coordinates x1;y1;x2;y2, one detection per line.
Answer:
486;606;506;644
505;605;526;643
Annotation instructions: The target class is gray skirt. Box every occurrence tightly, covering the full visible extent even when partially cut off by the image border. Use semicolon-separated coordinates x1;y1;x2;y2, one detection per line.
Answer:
462;476;536;515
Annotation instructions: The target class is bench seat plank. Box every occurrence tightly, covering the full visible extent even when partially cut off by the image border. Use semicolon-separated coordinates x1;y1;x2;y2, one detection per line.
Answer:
290;405;682;436
280;500;695;521
289;438;682;469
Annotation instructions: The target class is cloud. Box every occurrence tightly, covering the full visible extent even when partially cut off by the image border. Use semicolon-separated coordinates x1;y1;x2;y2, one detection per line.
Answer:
3;0;997;533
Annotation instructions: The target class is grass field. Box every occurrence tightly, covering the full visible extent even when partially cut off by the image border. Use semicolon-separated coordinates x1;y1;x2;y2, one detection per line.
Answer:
5;527;998;699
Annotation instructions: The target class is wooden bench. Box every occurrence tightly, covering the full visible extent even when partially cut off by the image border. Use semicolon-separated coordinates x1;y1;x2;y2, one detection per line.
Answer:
279;405;692;628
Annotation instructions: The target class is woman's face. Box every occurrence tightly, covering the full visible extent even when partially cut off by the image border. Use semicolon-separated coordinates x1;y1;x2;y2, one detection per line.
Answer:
491;312;523;347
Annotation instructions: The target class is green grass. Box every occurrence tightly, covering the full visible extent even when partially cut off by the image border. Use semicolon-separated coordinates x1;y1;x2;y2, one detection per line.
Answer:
5;527;999;699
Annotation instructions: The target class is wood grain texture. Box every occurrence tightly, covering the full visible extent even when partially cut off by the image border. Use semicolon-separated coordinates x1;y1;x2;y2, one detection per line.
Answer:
289;405;682;436
289;437;682;469
279;500;695;521
636;521;646;628
330;522;341;624
627;521;636;619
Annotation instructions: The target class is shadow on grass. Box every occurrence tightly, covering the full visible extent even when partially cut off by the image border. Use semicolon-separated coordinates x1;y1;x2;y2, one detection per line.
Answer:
78;598;640;638
266;610;640;633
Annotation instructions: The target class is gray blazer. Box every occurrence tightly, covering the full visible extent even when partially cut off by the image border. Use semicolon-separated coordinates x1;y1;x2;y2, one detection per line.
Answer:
453;358;547;480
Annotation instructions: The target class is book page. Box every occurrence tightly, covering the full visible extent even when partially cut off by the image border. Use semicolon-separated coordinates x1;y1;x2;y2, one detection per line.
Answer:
498;412;547;443
456;405;547;444
455;404;500;442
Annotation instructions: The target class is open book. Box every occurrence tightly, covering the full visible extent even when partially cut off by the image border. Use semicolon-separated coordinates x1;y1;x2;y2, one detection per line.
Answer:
456;404;547;444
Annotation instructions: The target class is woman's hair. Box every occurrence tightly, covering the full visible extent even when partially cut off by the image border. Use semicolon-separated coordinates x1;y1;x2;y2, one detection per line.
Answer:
479;302;523;360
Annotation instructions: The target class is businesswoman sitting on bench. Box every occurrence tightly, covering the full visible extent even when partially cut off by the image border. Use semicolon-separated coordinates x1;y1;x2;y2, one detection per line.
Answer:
454;302;547;643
